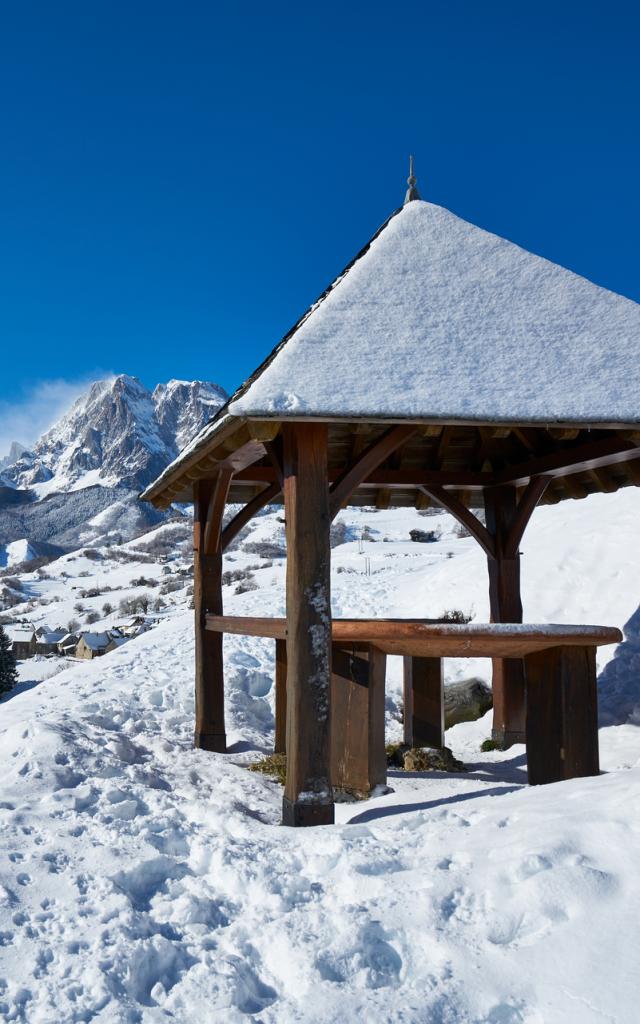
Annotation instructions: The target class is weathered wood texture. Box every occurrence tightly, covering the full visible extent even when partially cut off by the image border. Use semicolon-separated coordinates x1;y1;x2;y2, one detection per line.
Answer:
403;656;444;748
205;614;620;657
274;638;287;755
484;485;526;747
524;645;599;784
194;474;232;752
331;644;387;794
282;423;334;826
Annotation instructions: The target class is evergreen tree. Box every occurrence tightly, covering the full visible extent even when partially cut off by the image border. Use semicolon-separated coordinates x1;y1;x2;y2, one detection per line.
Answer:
0;626;18;697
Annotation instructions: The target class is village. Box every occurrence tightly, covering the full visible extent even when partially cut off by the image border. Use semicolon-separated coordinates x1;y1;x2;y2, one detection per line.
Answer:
4;613;151;661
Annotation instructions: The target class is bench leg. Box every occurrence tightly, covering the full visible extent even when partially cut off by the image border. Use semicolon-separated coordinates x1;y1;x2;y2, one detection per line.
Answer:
403;656;444;748
331;643;387;794
274;639;287;754
524;645;599;785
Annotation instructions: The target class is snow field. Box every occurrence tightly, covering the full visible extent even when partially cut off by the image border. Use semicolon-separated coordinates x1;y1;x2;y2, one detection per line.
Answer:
0;489;639;1020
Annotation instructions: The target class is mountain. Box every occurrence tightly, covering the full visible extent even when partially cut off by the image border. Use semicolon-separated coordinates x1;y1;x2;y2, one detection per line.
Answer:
0;375;227;553
2;375;227;495
0;441;29;475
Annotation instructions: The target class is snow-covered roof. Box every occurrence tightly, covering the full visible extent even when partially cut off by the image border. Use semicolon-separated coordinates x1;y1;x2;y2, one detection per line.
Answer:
227;200;640;425
80;632;111;651
38;631;66;645
5;625;35;641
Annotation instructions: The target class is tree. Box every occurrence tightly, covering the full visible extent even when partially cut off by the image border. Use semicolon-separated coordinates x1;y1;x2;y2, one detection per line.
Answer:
0;626;18;697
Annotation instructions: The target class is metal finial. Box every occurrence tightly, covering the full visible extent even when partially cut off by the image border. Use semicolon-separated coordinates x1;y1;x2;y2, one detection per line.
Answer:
404;154;421;204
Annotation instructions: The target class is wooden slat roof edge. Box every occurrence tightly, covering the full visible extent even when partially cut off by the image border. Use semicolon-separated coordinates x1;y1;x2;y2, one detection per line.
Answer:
140;407;640;508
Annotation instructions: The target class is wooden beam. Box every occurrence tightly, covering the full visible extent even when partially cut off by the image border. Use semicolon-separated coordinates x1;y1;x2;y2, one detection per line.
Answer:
495;435;640;487
282;423;334;827
502;476;551;558
329;424;417;518
235;465;493;490
418;484;496;558
264;436;285;490
274;639;287;754
194;480;227;752
202;469;233;555
220;482;281;552
546;427;580;440
403;656;444;748
247;420;281;442
484;485;525;747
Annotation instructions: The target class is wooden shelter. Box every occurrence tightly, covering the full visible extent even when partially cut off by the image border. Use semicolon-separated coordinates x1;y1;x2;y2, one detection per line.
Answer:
142;167;639;826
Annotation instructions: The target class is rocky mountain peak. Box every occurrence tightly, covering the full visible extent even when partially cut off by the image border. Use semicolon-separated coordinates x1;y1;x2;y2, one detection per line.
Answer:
2;375;227;495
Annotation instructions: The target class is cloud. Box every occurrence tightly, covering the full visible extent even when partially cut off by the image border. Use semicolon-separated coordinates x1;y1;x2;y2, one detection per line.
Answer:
0;374;115;458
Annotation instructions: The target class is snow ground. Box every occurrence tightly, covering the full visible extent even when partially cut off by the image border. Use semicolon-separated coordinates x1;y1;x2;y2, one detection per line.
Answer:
1;491;640;1022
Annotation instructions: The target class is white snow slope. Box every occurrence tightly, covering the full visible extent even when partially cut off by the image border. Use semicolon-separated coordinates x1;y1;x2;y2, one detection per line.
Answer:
229;200;640;422
1;490;640;1023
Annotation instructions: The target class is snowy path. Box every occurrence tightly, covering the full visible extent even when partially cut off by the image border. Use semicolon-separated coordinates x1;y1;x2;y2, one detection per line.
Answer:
1;613;640;1023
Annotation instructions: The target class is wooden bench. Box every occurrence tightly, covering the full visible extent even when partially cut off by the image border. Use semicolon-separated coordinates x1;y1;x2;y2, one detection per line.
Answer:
206;616;621;792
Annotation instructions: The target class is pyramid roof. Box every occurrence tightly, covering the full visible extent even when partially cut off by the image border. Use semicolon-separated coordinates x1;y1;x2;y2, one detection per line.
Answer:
228;200;640;425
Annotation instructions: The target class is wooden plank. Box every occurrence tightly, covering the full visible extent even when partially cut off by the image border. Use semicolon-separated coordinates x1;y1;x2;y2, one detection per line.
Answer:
204;614;621;655
221;482;282;552
419;484;496;558
274;639;287;754
403;656;444;748
194;480;226;752
525;645;600;784
331;644;387;794
329;425;417;518
282;423;334;827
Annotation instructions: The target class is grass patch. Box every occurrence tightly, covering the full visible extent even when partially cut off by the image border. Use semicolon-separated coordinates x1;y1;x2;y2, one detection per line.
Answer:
480;738;502;752
248;753;287;785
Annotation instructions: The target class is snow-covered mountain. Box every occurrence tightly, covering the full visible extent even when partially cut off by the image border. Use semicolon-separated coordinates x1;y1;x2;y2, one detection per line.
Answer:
2;375;227;495
0;375;227;555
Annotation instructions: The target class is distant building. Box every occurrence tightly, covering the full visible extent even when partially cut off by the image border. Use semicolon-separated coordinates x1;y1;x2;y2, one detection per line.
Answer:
57;633;79;657
35;630;67;656
75;630;129;660
5;625;36;660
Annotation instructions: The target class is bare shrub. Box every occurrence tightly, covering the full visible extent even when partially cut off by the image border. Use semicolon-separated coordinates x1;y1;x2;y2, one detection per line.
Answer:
102;602;114;615
409;528;441;544
82;548;102;561
85;611;100;625
244;541;286;560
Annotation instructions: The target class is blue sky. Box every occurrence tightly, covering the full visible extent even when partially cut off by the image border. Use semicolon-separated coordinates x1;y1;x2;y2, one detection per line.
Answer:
1;1;639;447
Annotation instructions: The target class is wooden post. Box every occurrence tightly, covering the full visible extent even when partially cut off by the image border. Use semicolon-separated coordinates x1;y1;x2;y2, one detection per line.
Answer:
484;485;526;747
282;423;334;827
331;643;387;794
274;638;287;754
524;645;599;784
194;473;232;752
403;656;444;748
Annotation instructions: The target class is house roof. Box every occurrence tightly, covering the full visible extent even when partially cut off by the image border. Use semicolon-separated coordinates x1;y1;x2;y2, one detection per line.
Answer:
80;632;111;651
228;200;640;424
5;626;35;642
38;631;66;645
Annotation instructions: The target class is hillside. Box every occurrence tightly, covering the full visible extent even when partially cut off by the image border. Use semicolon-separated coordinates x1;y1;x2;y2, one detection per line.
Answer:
0;488;639;1021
